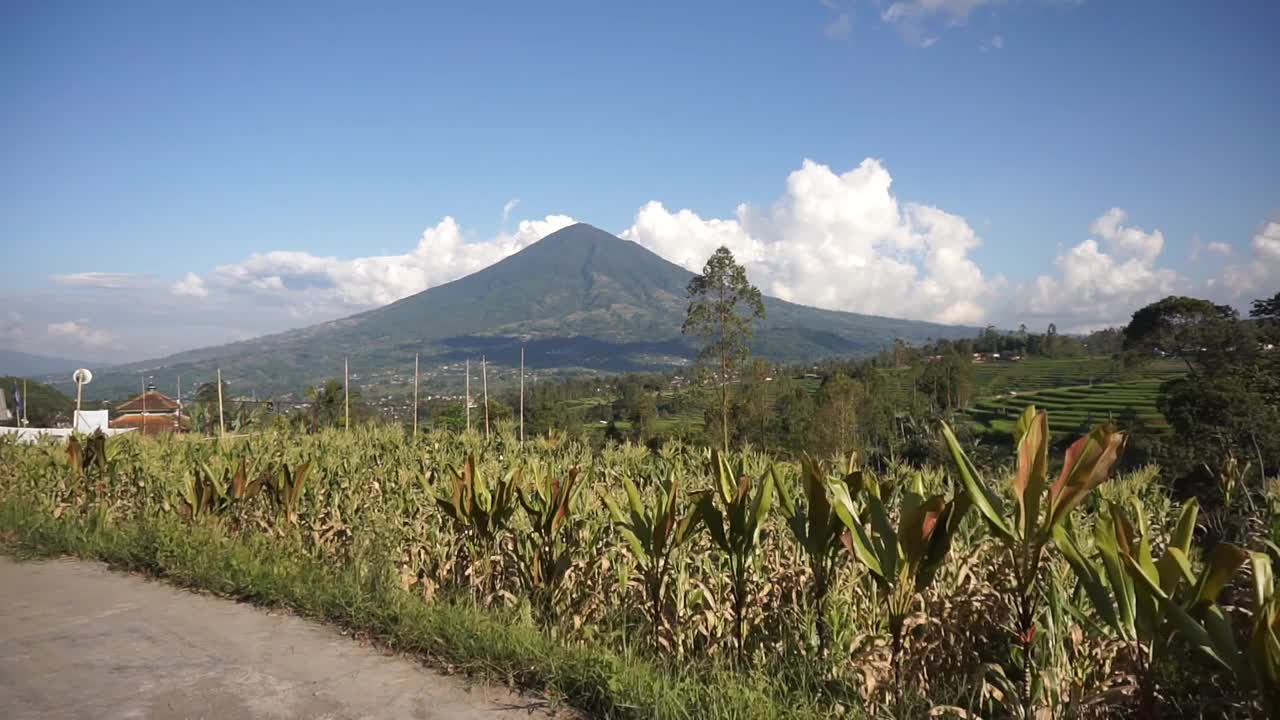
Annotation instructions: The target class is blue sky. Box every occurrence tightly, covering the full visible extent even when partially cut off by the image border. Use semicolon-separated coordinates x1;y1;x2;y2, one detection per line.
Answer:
3;1;1278;362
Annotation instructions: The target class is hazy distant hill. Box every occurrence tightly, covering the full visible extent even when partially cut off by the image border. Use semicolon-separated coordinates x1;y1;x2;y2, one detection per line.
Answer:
79;224;976;398
0;350;87;378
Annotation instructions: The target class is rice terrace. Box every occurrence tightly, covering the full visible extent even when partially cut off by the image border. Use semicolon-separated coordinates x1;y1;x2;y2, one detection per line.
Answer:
4;3;1280;720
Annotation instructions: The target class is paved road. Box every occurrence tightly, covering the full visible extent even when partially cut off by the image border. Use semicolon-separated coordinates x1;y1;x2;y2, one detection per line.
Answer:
0;557;555;720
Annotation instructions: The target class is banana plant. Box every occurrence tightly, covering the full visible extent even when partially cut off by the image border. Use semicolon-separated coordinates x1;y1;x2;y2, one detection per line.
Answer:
835;469;969;717
1053;497;1242;718
943;406;1127;720
697;449;775;662
602;468;704;650
515;464;584;629
1124;542;1274;715
776;453;867;652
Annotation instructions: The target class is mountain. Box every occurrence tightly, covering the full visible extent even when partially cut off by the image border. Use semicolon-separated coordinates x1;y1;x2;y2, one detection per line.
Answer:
0;350;87;378
76;224;977;399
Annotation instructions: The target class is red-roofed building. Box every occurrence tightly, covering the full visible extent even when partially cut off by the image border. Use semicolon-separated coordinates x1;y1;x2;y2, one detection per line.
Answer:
110;389;187;435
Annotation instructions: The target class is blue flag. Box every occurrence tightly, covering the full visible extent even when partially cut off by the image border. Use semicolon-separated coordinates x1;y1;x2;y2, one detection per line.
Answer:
13;382;23;424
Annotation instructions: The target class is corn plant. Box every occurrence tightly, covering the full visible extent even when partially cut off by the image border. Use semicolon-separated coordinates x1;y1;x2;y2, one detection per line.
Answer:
1054;497;1244;718
943;406;1126;720
434;452;518;597
515;464;584;629
698;449;775;662
603;468;704;650
836;470;969;717
776;453;866;652
1125;543;1275;715
263;459;310;522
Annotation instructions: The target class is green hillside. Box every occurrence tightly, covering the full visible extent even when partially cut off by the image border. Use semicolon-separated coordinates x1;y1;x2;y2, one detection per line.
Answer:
76;224;977;400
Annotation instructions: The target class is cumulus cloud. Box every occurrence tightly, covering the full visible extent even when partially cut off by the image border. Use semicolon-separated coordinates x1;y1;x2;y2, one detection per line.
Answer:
50;272;149;289
171;272;208;298
1088;208;1165;264
1219;222;1280;297
1206;241;1233;257
622;158;996;325
46;320;118;349
1019;209;1182;332
208;215;577;313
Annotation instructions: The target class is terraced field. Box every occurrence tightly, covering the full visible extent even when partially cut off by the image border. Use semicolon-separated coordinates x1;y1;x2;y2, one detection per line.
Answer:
968;376;1175;436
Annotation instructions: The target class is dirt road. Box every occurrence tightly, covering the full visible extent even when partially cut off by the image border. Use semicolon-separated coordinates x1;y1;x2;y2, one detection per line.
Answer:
0;557;553;719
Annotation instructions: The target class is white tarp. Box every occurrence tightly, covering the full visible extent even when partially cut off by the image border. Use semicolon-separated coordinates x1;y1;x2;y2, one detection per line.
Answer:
74;410;110;432
0;388;10;422
0;426;135;443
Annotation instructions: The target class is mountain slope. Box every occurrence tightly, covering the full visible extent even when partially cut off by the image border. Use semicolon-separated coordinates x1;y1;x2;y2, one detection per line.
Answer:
0;350;87;378
80;224;976;398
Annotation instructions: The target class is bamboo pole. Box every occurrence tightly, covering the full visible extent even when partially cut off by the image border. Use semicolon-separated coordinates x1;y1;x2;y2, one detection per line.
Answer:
141;376;147;434
22;379;27;426
482;356;490;440
519;347;525;443
465;359;471;433
216;368;226;440
344;357;350;431
413;353;419;437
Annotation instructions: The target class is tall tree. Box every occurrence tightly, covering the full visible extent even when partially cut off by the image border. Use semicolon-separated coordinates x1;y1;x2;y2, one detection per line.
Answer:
1123;295;1243;374
682;246;765;451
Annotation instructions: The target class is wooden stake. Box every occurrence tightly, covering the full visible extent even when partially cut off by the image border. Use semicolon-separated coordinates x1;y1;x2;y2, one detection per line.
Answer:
413;353;419;437
216;368;226;440
344;357;350;431
482;356;490;440
519;347;525;443
465;359;471;433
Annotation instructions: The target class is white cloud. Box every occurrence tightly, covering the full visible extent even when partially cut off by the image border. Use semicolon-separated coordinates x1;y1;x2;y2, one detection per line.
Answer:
1018;209;1181;332
1206;241;1233;257
171;272;208;298
46;320;118;349
208;215;577;313
1088;207;1165;264
880;0;1076;47
882;0;999;26
50;272;149;289
502;198;520;223
1219;222;1280;296
621;158;995;325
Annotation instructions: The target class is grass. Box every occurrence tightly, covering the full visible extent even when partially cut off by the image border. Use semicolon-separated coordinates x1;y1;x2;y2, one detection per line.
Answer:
0;498;857;720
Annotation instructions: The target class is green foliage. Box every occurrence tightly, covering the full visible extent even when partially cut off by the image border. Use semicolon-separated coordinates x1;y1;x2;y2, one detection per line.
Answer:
698;449;775;660
2;415;1275;718
683;246;766;451
0;376;74;426
944;406;1127;719
776;454;864;649
603;467;704;650
515;464;584;628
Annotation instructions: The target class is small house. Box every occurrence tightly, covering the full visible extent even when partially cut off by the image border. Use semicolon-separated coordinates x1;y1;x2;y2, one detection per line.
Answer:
110;389;187;435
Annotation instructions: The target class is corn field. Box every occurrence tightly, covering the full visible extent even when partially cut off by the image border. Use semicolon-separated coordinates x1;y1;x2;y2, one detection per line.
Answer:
1;407;1277;719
